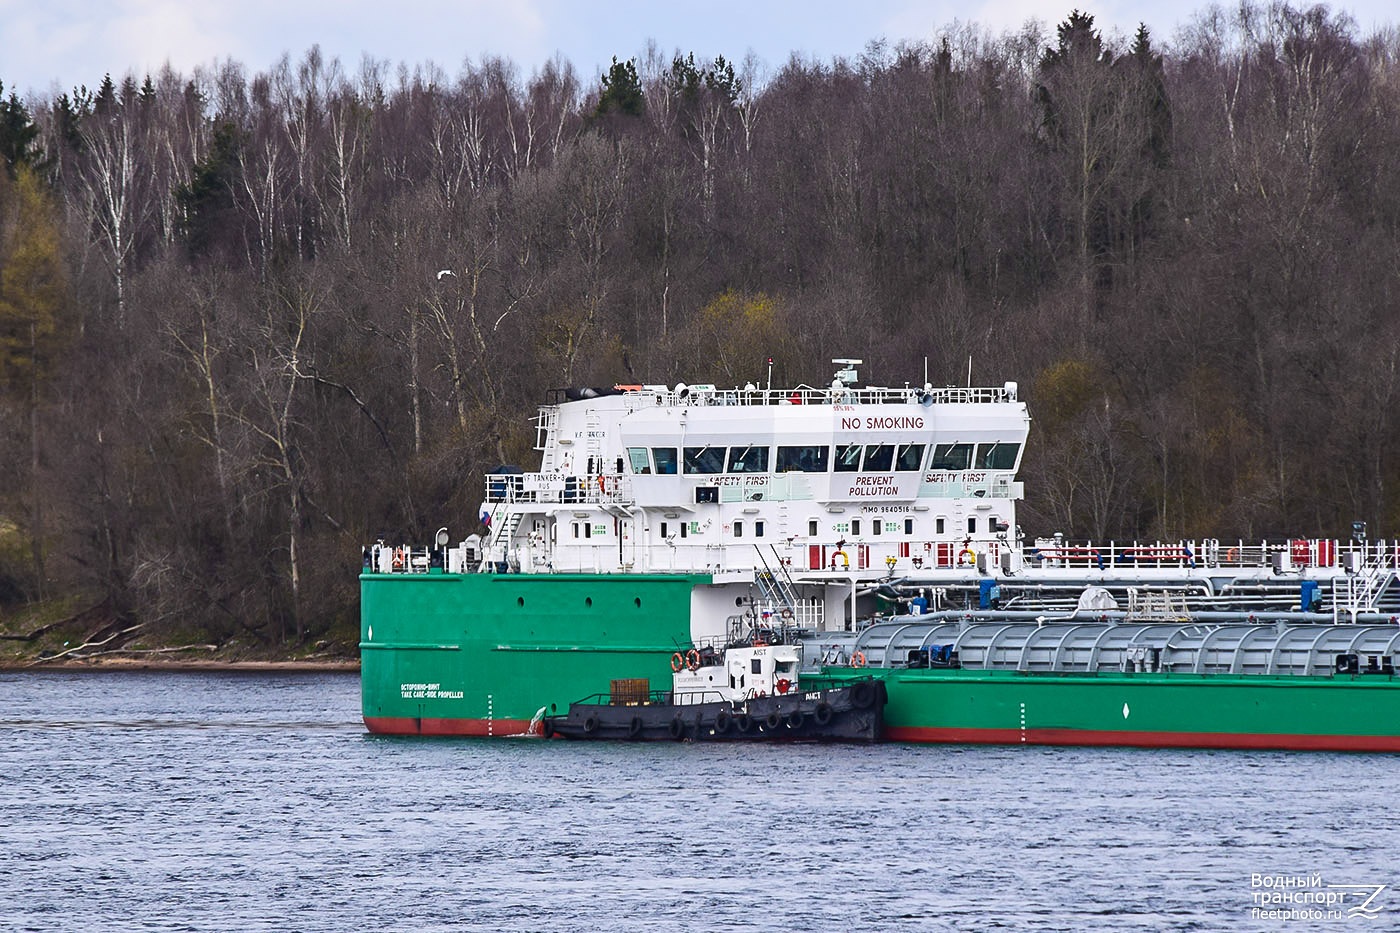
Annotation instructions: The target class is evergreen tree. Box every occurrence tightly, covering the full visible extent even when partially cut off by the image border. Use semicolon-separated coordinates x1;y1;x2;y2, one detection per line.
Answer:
595;57;644;117
0;84;39;176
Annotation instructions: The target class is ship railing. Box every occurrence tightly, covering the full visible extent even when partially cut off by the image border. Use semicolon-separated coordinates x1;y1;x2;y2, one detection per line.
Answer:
482;472;634;505
601;383;1017;408
1025;539;1399;573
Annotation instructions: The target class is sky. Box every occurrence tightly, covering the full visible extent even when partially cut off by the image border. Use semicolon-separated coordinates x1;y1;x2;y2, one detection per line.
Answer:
2;0;1396;101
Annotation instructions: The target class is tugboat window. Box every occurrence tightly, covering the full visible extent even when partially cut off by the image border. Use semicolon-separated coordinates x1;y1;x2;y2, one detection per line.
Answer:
777;445;829;472
683;446;726;474
834;444;862;472
896;443;926;471
751;659;763;674
931;443;973;470
652;448;678;474
863;444;895;471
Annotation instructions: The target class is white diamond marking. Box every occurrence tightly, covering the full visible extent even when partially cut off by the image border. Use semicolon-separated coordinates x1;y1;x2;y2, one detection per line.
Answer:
1122;702;1130;719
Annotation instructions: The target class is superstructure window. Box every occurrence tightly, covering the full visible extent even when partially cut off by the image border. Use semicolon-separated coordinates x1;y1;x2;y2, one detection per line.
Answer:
976;442;1021;470
904;518;914;535
683;446;726;474
808;519;818;536
931;443;973;470
863;444;894;472
777;445;829;472
936;518;945;534
755;520;765;538
872;519;883;536
727;446;769;473
627;448;651;473
896;444;925;471
652;448;678;474
967;517;976;534
851;518;862;535
734;520;744;538
834;444;862;472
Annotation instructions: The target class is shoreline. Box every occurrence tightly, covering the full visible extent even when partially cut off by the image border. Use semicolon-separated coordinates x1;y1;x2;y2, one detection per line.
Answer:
1;658;360;673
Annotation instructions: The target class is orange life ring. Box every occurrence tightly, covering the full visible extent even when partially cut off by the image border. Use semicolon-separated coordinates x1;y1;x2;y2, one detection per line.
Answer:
958;548;977;566
392;547;405;569
1227;547;1239;563
670;651;686;673
685;648;701;671
851;650;867;668
776;678;792;694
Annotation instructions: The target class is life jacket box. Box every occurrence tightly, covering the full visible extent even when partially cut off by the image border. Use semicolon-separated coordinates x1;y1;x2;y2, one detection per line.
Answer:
610;678;651;706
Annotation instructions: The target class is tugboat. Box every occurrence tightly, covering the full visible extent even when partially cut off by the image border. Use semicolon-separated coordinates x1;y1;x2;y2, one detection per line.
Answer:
543;638;885;743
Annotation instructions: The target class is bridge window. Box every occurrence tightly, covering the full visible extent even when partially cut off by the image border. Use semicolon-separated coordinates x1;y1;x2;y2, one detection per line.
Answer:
976;442;1020;470
777;445;829;472
834;444;862;472
862;444;894;471
896;444;925;471
652;448;678;474
627;448;650;473
683;446;726;474
931;443;973;470
727;445;769;473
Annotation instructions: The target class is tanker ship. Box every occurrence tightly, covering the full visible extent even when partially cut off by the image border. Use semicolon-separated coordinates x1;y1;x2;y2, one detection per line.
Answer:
360;361;1400;751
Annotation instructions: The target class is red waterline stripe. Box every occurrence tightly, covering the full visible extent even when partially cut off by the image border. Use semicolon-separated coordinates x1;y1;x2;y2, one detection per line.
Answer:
364;716;539;737
884;725;1400;753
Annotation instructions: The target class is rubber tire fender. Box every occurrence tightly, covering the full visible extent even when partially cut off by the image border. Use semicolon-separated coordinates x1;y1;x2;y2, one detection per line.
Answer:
850;680;876;710
627;716;644;739
735;712;752;733
765;710;783;730
668;716;686;740
583;714;600;735
813;702;833;726
713;710;733;734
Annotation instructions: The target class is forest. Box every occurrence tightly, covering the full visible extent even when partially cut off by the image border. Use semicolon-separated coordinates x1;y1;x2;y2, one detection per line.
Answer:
1;4;1398;648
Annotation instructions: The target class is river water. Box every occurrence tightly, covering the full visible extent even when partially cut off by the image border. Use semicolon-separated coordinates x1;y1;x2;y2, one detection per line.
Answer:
1;671;1394;932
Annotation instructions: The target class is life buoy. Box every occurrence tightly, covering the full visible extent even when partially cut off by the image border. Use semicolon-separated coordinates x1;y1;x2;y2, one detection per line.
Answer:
1227;547;1239;563
851;650;867;668
776;678;792;694
685;648;701;671
780;608;794;621
670;652;686;673
958;548;977;566
392;547;405;570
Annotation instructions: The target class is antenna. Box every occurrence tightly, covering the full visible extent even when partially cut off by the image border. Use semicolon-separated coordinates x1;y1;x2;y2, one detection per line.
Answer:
967;356;972;388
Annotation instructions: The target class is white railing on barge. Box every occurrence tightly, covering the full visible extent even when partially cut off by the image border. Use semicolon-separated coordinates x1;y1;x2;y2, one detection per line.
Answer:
567;383;1019;409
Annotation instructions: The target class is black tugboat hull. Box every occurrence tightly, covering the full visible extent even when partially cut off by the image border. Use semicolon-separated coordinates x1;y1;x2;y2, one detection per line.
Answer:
543;680;885;743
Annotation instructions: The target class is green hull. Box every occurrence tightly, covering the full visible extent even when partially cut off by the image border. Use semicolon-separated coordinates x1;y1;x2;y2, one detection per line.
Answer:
808;669;1400;751
360;572;705;735
361;574;1400;750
